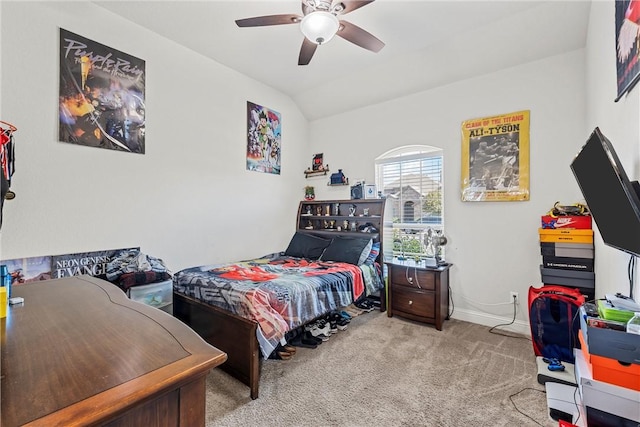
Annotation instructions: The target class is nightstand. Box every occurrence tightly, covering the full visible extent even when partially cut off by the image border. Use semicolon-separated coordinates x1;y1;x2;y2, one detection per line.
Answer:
385;260;451;330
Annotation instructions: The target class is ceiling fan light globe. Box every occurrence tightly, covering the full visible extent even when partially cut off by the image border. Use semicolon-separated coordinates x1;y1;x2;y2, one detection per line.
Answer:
300;11;339;45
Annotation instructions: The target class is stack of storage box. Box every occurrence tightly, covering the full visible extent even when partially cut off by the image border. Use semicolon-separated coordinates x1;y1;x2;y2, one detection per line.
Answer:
539;214;595;301
575;305;640;425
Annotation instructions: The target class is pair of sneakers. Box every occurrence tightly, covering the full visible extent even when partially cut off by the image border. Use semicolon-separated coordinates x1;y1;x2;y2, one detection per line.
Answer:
325;311;349;331
305;319;332;341
354;299;376;312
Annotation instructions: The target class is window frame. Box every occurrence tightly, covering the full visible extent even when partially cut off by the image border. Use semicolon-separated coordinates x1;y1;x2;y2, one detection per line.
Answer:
375;145;444;262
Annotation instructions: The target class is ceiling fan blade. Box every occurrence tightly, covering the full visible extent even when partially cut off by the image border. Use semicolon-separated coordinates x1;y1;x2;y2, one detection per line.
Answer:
235;14;302;27
337;19;384;52
333;1;375;15
298;38;318;65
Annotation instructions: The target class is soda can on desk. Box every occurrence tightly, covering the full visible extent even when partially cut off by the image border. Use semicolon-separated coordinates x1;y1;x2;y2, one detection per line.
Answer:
0;264;11;299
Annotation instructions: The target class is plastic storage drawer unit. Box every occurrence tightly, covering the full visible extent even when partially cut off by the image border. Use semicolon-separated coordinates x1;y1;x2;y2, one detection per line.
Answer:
127;279;173;313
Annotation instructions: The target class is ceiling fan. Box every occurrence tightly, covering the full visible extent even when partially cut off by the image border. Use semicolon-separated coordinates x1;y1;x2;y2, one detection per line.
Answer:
235;0;385;66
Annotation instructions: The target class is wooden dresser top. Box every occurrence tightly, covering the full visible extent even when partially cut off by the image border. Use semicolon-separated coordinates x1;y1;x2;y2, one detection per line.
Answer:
1;275;226;426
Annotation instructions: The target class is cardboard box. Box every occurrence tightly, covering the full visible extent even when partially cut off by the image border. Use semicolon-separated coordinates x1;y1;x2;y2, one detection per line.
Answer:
541;215;592;230
539;228;594;244
579;306;640;365
540;267;595;300
574;349;640;423
540;242;594;259
579;330;640;391
542;255;593;272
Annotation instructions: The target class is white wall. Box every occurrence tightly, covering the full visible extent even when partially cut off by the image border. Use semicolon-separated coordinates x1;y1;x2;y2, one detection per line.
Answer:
0;1;309;271
309;50;588;333
585;0;640;300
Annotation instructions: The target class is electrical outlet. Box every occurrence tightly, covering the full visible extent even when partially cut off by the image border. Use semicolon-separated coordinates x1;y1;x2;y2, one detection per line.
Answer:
510;291;519;303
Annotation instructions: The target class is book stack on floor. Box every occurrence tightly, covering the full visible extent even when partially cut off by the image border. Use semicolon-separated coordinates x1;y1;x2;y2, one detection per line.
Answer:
539;213;595;301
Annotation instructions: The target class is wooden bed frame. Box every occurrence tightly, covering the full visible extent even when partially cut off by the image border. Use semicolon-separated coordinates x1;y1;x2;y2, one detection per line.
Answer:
172;292;262;399
172;199;386;399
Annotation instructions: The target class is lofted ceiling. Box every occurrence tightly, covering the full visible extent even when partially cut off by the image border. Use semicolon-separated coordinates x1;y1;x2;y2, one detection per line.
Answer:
93;0;592;121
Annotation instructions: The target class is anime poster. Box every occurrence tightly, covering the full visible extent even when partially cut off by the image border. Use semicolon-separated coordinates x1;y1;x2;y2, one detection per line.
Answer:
246;101;281;174
461;110;530;202
51;247;138;280
0;256;52;286
59;28;146;153
616;0;640;101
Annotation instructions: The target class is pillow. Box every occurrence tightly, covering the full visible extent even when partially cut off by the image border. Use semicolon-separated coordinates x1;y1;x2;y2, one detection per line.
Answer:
284;232;332;260
320;236;373;266
364;241;381;264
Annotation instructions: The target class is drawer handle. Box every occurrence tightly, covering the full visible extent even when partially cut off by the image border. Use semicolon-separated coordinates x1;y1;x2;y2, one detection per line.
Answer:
409;300;413;305
408;277;413;283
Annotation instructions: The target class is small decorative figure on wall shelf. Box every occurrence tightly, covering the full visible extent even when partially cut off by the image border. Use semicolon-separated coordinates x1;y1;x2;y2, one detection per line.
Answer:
349;204;357;216
329;169;348;186
305;154;329;178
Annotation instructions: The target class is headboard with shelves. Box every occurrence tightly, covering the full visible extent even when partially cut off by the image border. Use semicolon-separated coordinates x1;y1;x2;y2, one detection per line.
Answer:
296;198;386;266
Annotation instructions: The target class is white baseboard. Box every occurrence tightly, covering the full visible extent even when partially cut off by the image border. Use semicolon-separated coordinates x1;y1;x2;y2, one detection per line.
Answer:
450;307;531;336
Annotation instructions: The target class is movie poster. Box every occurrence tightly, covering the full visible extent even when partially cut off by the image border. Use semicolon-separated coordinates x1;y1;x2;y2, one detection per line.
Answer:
51;247;138;279
616;0;640;101
59;28;146;153
246;101;281;175
461;110;530;202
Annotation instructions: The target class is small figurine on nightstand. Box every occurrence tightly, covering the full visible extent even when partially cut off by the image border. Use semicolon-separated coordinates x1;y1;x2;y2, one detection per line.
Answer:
349;204;357;216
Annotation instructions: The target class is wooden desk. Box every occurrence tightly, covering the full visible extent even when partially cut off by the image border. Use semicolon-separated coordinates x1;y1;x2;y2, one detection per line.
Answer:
1;276;227;426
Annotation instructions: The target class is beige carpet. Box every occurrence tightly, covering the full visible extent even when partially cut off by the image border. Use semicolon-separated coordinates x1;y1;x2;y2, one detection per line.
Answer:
204;311;557;427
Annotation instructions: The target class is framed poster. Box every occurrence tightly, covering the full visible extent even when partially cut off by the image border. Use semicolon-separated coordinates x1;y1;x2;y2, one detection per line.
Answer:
246;101;281;175
59;28;146;153
461;110;530;202
616;0;640;101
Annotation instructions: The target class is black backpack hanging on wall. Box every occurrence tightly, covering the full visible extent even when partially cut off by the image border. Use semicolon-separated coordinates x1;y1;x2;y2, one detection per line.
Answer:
528;285;585;363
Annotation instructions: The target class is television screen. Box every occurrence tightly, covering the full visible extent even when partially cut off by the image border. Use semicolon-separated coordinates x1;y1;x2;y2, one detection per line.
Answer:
570;127;640;257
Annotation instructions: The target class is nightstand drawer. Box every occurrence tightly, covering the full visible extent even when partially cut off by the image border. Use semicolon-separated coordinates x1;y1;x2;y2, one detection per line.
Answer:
389;267;435;290
391;285;435;319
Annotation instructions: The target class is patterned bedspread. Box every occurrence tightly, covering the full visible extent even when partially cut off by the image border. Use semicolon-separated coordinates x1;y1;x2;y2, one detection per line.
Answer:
174;253;383;358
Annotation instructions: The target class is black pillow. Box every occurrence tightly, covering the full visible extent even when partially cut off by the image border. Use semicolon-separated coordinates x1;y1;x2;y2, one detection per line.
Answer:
284;232;332;260
320;236;373;266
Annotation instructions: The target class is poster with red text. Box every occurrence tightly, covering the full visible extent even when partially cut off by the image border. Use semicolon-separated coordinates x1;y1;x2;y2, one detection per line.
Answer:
461;110;530;202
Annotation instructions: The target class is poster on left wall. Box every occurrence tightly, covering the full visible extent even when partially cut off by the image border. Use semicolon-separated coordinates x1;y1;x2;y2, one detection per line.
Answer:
246;101;282;175
58;28;146;154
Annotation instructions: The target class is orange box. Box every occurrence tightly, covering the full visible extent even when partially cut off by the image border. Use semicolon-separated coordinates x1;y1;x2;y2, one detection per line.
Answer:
578;329;640;391
538;228;594;244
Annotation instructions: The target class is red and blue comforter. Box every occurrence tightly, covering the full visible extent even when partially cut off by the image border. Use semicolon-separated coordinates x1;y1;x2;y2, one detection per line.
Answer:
174;253;382;358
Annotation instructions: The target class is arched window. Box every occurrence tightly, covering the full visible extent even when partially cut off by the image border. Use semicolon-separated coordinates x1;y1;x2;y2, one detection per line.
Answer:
375;145;444;262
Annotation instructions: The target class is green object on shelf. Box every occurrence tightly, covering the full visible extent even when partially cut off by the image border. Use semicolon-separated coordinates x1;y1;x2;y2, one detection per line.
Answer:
597;299;635;323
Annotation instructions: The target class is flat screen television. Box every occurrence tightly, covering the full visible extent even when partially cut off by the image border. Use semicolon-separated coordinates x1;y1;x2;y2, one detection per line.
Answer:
570;127;640;257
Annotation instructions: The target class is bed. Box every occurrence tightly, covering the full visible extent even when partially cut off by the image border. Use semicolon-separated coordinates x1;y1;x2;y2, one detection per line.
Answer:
173;201;386;399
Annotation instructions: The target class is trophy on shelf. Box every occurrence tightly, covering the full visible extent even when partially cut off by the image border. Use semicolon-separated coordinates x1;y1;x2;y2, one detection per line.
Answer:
333;203;341;216
349;204;357;216
325;205;331;216
424;228;448;267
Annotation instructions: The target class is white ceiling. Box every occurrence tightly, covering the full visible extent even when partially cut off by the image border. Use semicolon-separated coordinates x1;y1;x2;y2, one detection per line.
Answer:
93;0;592;121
